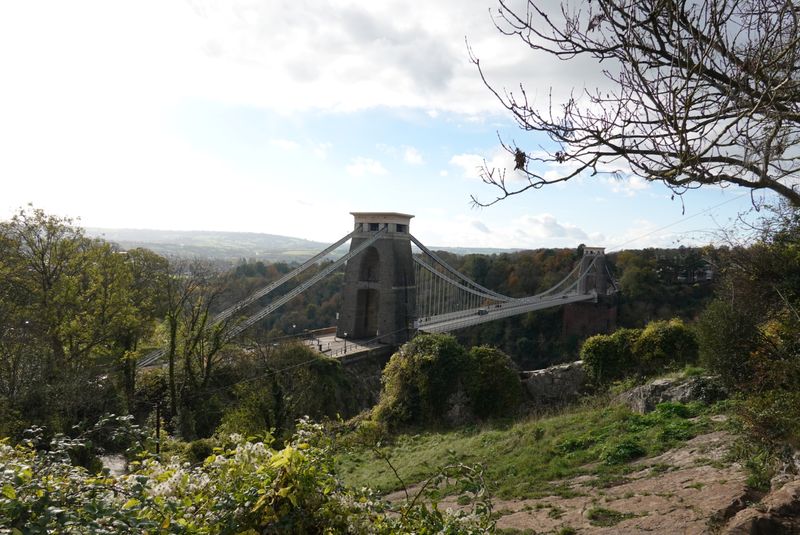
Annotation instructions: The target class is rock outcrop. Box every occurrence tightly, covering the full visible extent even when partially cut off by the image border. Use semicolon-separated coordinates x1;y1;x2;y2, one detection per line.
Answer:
520;360;587;407
723;479;800;534
616;375;728;413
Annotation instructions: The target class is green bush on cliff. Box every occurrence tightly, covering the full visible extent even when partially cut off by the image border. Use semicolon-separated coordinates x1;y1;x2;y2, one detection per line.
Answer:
465;346;523;420
634;318;698;373
580;328;639;383
581;319;699;384
373;334;522;428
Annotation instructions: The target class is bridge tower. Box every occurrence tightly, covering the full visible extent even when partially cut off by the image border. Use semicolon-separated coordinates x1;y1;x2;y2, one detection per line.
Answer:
577;247;609;295
565;246;616;337
337;212;416;345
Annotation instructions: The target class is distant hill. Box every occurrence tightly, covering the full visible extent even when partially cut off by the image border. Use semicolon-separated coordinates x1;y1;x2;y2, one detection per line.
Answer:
86;227;522;263
86;228;339;263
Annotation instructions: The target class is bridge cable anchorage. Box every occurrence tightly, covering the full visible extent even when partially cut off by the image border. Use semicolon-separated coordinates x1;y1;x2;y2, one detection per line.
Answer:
137;228;382;368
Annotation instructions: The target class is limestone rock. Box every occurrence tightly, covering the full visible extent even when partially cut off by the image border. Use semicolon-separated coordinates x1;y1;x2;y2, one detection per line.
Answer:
520;360;586;406
617;375;727;413
723;479;800;534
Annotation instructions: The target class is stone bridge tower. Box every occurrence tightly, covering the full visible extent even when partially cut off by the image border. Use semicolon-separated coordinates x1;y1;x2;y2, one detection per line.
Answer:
565;246;617;337
337;212;416;345
577;247;609;295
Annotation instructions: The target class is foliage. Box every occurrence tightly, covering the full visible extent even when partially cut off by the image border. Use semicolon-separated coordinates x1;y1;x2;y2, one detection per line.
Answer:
633;319;698;374
215;343;364;441
464;346;523;420
696;300;761;388
0;419;495;533
599;438;645;465
580;328;638;384
739;389;800;447
581;320;698;384
698;203;800;446
471;0;800;207
0;206;166;434
373;334;469;428
373;335;522;429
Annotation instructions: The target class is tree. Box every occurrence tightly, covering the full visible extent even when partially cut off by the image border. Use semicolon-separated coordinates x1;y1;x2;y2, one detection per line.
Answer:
161;258;233;437
471;0;800;206
0;206;162;428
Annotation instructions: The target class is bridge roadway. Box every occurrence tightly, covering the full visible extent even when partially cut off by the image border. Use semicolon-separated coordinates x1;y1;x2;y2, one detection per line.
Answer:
302;331;382;358
415;291;598;333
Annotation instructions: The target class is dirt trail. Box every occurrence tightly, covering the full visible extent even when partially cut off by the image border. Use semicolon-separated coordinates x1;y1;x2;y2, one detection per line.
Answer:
384;430;756;534
485;430;755;533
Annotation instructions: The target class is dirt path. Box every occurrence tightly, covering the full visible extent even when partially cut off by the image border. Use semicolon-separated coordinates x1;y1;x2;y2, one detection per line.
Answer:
387;430;757;534
486;430;754;534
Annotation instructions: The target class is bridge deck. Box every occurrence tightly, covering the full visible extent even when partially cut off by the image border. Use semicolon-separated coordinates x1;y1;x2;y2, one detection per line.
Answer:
303;332;382;358
417;292;597;333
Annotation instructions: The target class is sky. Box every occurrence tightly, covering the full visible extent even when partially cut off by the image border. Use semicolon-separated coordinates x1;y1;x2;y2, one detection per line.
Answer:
0;0;771;251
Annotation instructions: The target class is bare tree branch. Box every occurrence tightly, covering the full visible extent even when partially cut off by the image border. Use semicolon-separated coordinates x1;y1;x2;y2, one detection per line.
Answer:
471;0;800;207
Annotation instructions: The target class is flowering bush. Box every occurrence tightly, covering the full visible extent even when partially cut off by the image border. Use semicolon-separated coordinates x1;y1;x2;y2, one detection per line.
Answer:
1;418;495;533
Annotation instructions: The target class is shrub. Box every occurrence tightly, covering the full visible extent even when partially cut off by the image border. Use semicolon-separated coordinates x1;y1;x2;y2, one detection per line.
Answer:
373;334;468;428
465;346;523;420
695;300;760;388
0;420;495;533
600;438;646;465
633;318;698;373
214;343;364;440
740;389;800;444
373;335;522;428
186;438;216;465
580;328;639;384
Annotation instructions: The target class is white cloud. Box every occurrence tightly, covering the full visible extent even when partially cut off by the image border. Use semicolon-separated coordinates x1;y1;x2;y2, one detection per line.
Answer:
346;157;388;177
449;154;485;179
450;149;519;181
313;142;332;159
270;138;300;150
472;220;491;233
416;211;600;250
516;214;589;241
0;1;609;117
605;174;651;196
403;146;424;165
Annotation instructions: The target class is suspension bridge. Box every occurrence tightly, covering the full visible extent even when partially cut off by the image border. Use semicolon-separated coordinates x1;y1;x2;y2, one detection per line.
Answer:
138;212;615;367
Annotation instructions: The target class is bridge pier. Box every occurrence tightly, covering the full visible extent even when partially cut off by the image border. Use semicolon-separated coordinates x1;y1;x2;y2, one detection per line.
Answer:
577;246;609;295
337;213;416;345
566;247;617;337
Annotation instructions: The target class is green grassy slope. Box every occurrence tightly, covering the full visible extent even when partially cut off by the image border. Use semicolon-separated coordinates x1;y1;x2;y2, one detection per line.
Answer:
337;399;728;500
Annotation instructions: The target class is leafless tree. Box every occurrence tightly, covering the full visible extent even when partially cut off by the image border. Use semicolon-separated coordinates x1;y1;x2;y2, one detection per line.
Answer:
471;0;800;207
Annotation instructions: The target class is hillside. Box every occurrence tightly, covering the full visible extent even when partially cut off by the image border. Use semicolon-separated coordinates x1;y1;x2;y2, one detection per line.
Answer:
85;227;522;262
86;227;339;262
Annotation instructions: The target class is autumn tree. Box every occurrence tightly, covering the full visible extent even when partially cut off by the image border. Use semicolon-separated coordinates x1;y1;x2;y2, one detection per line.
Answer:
472;0;800;206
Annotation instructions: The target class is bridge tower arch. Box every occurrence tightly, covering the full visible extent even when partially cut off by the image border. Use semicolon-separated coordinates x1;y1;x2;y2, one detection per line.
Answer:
337;212;416;345
577;247;609;295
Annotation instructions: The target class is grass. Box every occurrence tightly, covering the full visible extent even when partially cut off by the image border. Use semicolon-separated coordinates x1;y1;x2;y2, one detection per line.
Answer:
337;398;724;500
586;506;636;526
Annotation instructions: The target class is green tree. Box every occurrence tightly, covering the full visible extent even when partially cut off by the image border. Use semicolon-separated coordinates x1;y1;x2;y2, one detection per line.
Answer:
0;207;156;427
580;331;634;384
374;334;522;428
373;334;469;428
160;258;233;438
